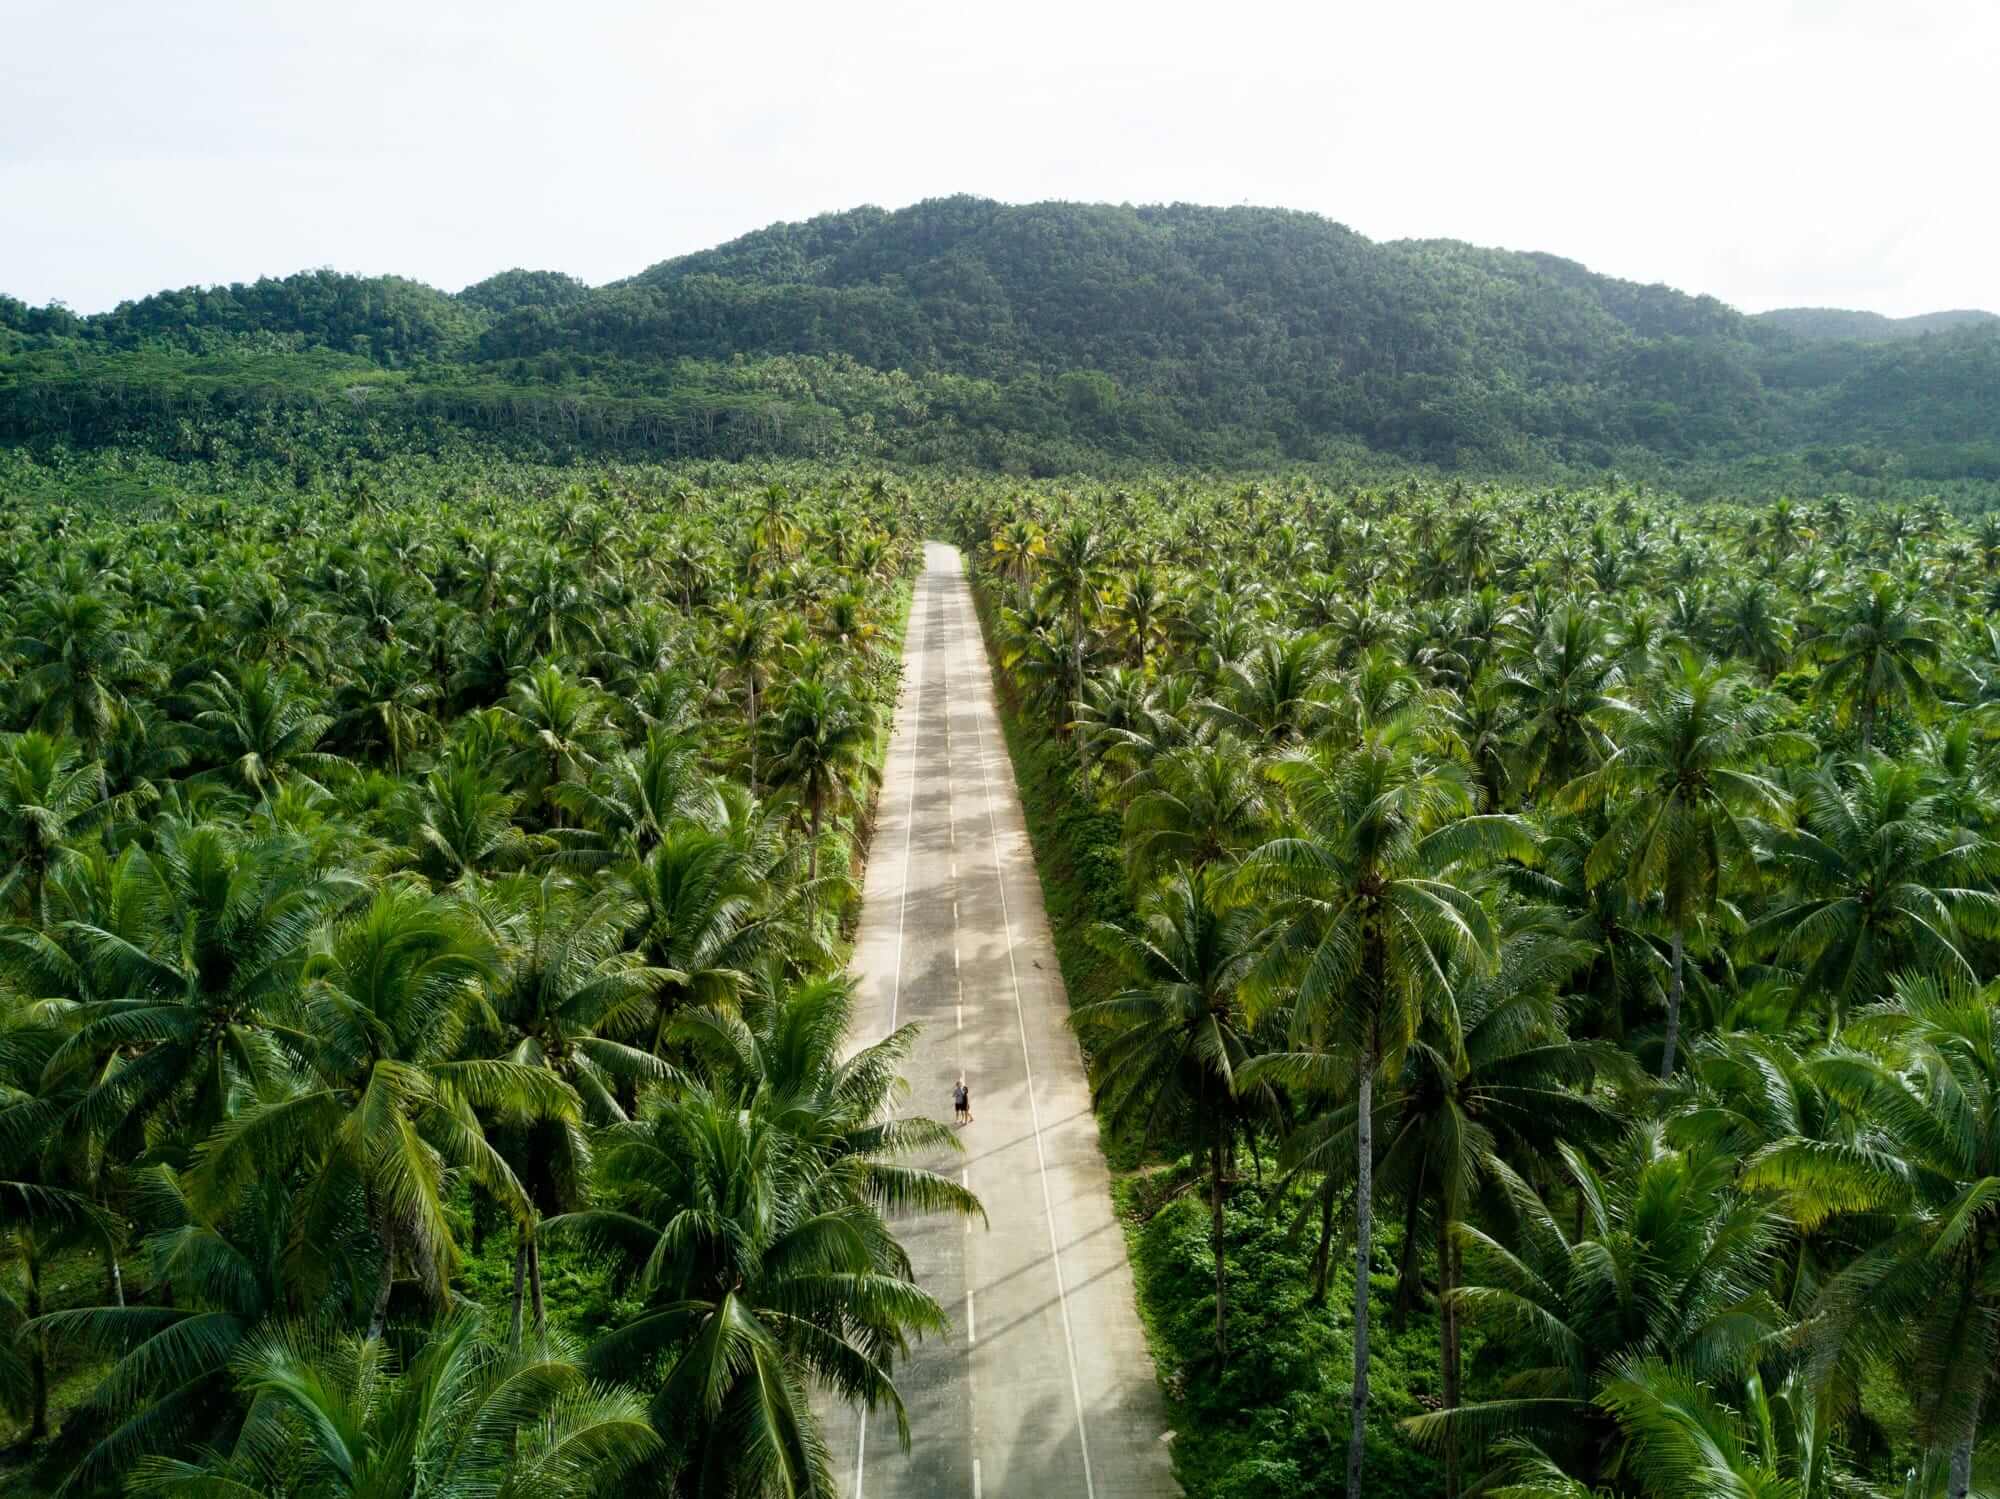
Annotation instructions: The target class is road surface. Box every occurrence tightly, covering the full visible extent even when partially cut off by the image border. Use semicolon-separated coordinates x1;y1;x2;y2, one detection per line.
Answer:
823;542;1179;1498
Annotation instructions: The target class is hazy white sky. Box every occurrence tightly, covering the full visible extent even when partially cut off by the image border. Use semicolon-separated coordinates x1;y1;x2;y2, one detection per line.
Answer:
3;0;1992;316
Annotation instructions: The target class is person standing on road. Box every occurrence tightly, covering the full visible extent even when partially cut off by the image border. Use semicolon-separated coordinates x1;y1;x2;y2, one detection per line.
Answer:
953;1075;972;1126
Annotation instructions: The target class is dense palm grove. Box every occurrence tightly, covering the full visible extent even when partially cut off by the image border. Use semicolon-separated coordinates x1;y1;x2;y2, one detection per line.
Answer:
0;461;989;1497
954;481;2000;1499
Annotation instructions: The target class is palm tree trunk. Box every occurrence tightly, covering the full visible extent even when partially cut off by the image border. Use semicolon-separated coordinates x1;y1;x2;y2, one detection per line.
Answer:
808;798;823;882
367;1223;395;1340
1348;1040;1376;1499
1440;1210;1460;1499
1949;1434;1973;1499
1311;1168;1337;1305
1211;1129;1228;1358
1391;1166;1424;1333
26;1272;46;1441
509;1234;528;1351
1661;924;1685;1080
529;1230;547;1346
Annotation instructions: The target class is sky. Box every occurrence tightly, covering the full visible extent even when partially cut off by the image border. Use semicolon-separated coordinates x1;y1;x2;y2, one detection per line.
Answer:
3;0;1993;317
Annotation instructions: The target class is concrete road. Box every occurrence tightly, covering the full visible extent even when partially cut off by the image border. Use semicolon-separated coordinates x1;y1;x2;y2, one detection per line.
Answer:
823;542;1179;1498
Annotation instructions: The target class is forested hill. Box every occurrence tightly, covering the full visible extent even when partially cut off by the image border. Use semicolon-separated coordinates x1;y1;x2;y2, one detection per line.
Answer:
1753;306;1998;341
4;196;1998;490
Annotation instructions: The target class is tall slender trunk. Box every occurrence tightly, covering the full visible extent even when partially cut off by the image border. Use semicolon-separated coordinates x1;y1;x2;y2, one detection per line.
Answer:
1210;1130;1228;1358
107;1245;125;1307
366;1224;395;1340
1661;924;1685;1080
1439;1210;1461;1499
1311;1169;1337;1305
1348;1040;1377;1499
529;1230;547;1346
26;1273;46;1441
808;799;823;882
1391;1165;1424;1333
509;1234;528;1351
746;679;759;793
1949;1434;1973;1499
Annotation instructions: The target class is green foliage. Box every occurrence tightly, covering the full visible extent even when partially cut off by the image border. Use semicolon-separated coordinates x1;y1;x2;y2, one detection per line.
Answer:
6;199;1999;489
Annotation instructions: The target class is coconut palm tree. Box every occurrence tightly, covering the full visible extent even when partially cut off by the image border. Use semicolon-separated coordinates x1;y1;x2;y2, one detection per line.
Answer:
1749;756;2000;1031
762;676;874;881
1077;866;1272;1356
1810;576;1942;749
128;1311;659;1498
1558;654;1801;1077
0;732;110;929
555;1082;950;1497
1746;972;2000;1498
1238;713;1530;1498
195;885;576;1337
189;664;341;796
1409;1124;1783;1489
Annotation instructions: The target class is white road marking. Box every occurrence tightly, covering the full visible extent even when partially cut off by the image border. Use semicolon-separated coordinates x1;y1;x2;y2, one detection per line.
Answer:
973;1458;983;1499
964;574;1098;1499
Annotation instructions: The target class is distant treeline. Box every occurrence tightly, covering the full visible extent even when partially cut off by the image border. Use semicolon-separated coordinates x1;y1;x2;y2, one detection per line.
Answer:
5;197;1999;489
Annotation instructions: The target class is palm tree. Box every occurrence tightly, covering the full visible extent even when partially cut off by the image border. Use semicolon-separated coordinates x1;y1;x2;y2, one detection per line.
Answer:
501;662;611;823
46;821;365;1141
1749;756;2000;1030
22;1168;330;1488
1499;603;1625;799
1037;517;1111;716
1077;866;1272;1355
1121;736;1271;880
0;732;109;929
477;872;674;1346
331;643;440;774
622;825;767;1054
1558;654;1799;1077
11;588;161;754
1746;972;2000;1498
129;1312;658;1497
1810;576;1942;749
1481;1357;1846;1499
763;676;874;881
407;760;549;887
716;602;773;792
553;727;724;868
1409;1125;1783;1488
1239;714;1529;1498
189;664;340;796
555;1082;951;1496
196;885;576;1337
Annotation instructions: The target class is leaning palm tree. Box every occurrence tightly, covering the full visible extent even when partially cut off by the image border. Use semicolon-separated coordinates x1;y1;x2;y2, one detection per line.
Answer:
1238;711;1530;1498
1077;866;1272;1356
128;1311;659;1498
1558;654;1801;1077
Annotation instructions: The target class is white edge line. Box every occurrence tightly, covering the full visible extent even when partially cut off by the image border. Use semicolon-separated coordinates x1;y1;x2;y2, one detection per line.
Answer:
964;578;1098;1499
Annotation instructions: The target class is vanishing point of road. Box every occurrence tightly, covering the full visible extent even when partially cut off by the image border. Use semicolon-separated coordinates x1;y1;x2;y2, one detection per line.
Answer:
823;543;1180;1498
